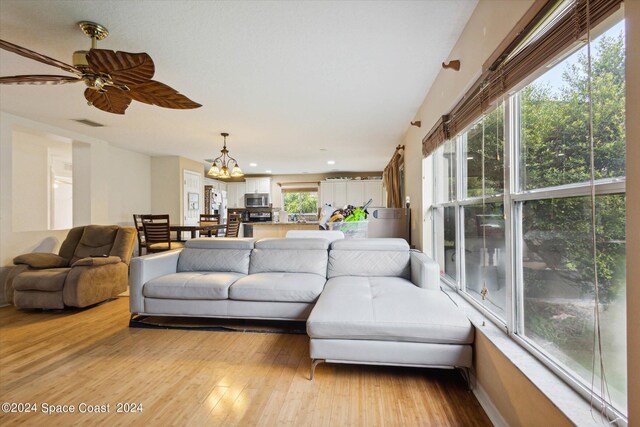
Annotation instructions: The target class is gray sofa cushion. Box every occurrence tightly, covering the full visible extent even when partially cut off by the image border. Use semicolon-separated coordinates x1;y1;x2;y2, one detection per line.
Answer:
178;248;251;274
229;272;326;303
330;238;409;251
250;238;329;276
185;238;256;249
307;276;474;345
328;238;410;279
255;238;329;250
143;272;245;300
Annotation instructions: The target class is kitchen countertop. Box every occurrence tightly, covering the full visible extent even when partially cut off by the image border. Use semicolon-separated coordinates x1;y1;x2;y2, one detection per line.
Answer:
245;222;319;226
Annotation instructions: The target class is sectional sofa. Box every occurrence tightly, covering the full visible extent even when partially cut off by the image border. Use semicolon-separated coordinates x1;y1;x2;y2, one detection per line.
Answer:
130;237;474;381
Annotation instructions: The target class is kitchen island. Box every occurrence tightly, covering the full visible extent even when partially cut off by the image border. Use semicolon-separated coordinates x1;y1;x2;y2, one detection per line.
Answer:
244;222;320;238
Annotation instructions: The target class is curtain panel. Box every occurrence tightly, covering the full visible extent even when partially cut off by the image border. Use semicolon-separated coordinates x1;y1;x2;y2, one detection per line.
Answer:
383;146;403;208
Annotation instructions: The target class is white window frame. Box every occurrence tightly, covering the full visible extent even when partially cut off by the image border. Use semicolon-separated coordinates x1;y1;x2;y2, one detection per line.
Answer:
430;92;627;422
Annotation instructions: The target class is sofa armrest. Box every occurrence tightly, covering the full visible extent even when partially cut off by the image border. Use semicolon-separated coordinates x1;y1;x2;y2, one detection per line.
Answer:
410;250;440;291
129;249;182;313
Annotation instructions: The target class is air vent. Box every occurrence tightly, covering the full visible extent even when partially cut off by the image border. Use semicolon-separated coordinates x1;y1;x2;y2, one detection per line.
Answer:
73;119;104;127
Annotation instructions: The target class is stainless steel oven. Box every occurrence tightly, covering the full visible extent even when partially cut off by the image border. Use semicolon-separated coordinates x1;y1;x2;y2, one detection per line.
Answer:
248;211;272;222
244;193;270;208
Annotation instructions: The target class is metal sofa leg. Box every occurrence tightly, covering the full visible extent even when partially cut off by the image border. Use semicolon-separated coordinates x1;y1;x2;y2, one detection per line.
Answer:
310;359;325;381
456;366;472;391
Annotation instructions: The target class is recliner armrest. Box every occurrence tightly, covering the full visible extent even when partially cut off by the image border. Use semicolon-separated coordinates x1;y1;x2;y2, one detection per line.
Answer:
410;250;440;291
129;249;182;313
13;253;68;269
71;256;122;267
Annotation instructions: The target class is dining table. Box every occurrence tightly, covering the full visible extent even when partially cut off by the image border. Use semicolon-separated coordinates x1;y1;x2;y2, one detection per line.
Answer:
170;223;228;241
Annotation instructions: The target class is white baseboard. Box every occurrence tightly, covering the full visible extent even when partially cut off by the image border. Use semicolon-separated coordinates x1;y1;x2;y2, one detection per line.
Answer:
472;376;508;427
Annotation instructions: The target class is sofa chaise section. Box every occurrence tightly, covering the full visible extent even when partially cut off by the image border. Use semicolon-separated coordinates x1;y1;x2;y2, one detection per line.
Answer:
306;238;474;379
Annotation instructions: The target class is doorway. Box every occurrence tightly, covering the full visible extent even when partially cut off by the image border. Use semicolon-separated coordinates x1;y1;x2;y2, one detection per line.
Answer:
183;169;202;226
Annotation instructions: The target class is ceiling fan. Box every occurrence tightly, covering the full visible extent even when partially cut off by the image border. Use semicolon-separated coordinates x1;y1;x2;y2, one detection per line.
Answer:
0;21;201;114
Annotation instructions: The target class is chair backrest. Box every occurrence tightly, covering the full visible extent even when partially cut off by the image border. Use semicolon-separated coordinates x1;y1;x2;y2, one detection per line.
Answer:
133;214;146;251
59;225;137;265
200;214;220;225
225;214;242;237
141;214;171;249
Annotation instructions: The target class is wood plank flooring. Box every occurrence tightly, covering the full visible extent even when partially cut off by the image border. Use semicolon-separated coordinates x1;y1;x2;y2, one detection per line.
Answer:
0;297;491;426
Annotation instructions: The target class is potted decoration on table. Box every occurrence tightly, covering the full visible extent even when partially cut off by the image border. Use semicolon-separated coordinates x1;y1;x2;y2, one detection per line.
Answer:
321;199;372;238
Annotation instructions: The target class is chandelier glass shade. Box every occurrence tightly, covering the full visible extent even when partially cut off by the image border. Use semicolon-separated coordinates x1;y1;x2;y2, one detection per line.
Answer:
208;132;243;179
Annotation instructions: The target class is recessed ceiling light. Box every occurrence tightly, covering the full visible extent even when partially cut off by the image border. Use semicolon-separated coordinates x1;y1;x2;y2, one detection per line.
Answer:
249;163;257;167
327;160;335;165
265;170;272;174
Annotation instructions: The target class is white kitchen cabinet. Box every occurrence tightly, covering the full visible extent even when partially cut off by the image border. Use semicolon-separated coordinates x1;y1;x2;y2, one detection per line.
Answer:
227;182;246;208
363;181;385;207
334;182;347;207
347;181;365;206
321;180;385;208
245;178;271;194
320;182;332;207
320;181;347;208
204;178;228;192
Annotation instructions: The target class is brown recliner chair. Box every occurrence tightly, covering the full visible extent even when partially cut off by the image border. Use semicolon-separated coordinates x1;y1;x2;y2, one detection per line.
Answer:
5;225;136;309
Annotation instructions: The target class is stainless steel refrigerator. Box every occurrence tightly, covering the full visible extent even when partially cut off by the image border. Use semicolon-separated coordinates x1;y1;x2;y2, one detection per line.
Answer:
367;208;411;243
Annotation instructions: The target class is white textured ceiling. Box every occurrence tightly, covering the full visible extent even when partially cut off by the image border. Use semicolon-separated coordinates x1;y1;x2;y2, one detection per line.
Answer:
0;0;476;174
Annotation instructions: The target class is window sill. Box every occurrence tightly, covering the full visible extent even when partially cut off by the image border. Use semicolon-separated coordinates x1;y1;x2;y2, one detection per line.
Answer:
440;285;623;427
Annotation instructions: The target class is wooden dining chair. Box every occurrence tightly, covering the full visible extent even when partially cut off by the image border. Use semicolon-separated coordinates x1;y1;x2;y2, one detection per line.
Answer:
200;214;220;225
133;214;148;255
225;214;242;238
141;214;184;253
200;214;220;237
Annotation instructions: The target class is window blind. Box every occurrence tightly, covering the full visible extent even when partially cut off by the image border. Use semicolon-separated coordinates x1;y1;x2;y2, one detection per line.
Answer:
422;0;623;157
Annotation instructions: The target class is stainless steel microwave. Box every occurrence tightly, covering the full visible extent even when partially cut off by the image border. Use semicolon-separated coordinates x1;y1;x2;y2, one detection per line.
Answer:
244;193;270;208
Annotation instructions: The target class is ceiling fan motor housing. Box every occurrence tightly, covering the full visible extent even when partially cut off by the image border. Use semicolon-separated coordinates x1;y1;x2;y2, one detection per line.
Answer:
72;50;89;70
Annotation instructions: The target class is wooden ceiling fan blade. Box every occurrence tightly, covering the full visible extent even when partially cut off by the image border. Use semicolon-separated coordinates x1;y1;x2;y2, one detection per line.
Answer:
0;75;82;85
84;87;132;115
126;80;202;109
0;39;81;76
86;49;155;85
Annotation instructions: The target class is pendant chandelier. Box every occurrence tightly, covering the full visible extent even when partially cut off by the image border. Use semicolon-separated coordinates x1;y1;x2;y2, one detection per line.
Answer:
208;132;243;178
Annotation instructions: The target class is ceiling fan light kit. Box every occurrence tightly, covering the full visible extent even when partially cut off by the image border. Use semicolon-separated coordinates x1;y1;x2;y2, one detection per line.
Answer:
208;133;244;179
0;21;201;114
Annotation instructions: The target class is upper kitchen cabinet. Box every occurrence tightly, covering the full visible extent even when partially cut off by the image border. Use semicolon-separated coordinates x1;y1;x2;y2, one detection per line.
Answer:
204;177;227;192
245;177;271;194
320;180;385;208
227;182;246;208
320;181;347;208
363;181;385;207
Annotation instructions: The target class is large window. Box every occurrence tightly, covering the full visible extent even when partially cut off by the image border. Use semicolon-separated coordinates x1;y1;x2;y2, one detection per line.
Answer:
283;191;318;222
430;20;626;413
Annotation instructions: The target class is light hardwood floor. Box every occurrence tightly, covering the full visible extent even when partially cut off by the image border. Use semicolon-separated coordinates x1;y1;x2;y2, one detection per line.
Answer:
0;297;491;426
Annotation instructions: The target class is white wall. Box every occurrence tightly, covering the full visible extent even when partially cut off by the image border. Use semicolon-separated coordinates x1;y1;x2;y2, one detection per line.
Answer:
0;112;151;304
150;156;205;225
11;130;53;232
108;145;151;225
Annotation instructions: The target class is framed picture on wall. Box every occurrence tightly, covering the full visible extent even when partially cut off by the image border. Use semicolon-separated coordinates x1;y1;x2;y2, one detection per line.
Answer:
188;192;199;211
